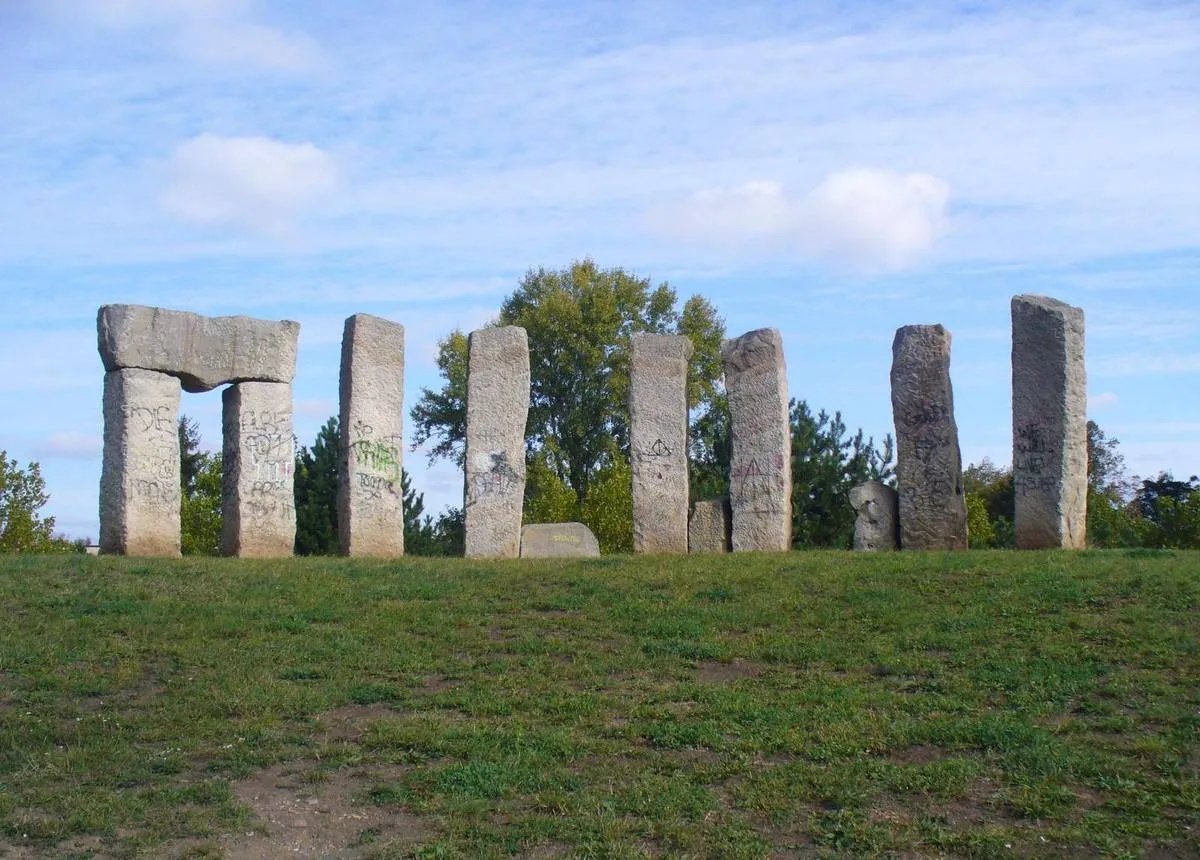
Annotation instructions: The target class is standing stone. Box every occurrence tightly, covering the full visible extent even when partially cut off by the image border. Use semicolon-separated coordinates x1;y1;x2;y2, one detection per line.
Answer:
891;325;968;550
630;333;693;553
222;382;295;558
464;327;530;559
1012;295;1087;549
688;498;731;553
338;314;406;557
520;523;601;558
99;368;182;556
722;328;792;552
849;480;899;551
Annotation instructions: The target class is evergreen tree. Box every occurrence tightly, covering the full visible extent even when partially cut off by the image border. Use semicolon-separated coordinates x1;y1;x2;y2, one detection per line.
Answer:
789;400;894;549
294;416;340;555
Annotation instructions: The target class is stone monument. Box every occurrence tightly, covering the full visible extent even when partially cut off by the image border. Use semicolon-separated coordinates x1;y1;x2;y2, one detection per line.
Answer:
222;382;295;558
97;304;299;557
630;333;693;553
849;480;899;551
890;324;968;550
722;328;792;552
464;326;530;559
99;369;182;556
338;314;406;557
520;522;601;558
1011;295;1087;549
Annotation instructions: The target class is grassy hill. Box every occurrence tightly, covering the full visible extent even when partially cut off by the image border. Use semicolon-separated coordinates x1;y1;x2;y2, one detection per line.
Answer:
0;550;1196;858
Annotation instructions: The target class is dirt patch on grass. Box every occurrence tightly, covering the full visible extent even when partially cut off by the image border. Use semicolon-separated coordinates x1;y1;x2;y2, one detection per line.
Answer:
890;744;944;765
697;659;763;684
211;761;433;858
414;674;461;695
316;703;397;743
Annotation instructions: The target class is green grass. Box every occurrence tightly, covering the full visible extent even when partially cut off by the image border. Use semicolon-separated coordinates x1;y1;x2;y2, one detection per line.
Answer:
0;550;1196;858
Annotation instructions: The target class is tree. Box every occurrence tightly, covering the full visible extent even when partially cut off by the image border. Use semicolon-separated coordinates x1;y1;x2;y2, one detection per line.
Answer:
790;400;894;549
178;416;206;497
181;453;222;555
962;458;1014;548
293;415;445;556
0;452;57;552
410;259;726;544
294;417;339;555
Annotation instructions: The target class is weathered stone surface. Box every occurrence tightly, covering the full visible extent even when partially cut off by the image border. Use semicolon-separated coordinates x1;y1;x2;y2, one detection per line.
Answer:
99;369;182;556
891;325;968;550
520;522;601;558
631;333;693;553
222;382;295;558
849;480;899;551
464;327;530;559
689;498;731;553
1012;295;1087;549
338;314;406;557
98;304;299;393
722;328;792;552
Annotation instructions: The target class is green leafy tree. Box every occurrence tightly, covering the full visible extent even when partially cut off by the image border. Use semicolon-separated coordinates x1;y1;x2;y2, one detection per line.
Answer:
0;452;57;552
411;259;726;545
181;452;222;555
789;400;894;549
1084;420;1145;548
963;458;1014;548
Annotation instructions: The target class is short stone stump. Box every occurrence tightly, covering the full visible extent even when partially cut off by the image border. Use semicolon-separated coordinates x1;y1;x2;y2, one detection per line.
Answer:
520;523;600;558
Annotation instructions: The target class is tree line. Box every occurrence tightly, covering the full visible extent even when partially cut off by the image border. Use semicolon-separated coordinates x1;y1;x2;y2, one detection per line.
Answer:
3;260;1197;553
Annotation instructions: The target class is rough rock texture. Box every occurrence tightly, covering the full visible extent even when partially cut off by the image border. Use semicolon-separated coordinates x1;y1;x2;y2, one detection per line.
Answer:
630;333;693;553
222;382;295;558
849;480;899;551
98;304;299;393
891;325;968;550
464;327;530;559
520;523;601;558
688;498;731;553
1012;295;1087;549
338;314;406;557
722;328;792;552
99;369;182;556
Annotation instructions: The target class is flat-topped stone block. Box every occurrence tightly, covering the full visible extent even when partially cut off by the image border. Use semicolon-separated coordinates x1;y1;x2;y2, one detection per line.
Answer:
520;522;600;558
98;304;299;393
891;324;968;550
631;333;693;553
99;368;182;556
1012;294;1087;549
689;498;731;553
338;314;406;557
464;326;530;559
722;328;792;552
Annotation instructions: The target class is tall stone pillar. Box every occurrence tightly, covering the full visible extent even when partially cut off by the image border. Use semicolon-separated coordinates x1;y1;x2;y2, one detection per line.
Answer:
464;327;530;559
338;314;406;557
1011;295;1087;549
99;368;182;556
630;333;693;553
722;328;791;552
891;325;968;549
222;382;295;558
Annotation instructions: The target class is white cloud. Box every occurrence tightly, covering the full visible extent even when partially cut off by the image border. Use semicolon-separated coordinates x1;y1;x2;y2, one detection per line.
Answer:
1089;391;1119;410
161;135;340;236
67;0;320;72
647;168;949;272
36;431;102;460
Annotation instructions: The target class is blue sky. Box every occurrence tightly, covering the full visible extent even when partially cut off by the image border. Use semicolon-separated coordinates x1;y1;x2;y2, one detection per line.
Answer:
1;0;1198;541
